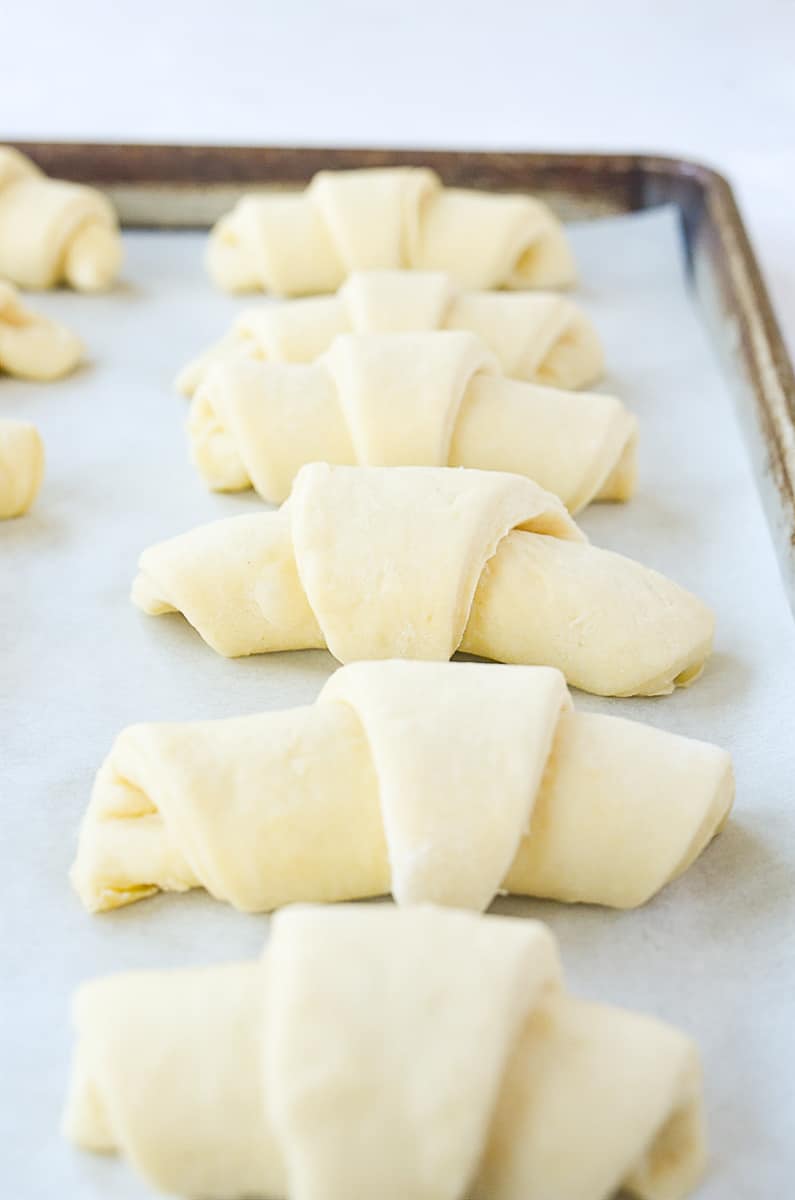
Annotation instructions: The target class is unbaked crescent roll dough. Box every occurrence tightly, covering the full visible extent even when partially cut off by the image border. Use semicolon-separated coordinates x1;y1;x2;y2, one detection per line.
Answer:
207;167;576;295
188;331;635;512
132;463;714;696
71;661;733;915
0;146;122;291
64;904;708;1200
0;282;83;380
0;419;44;517
177;269;604;396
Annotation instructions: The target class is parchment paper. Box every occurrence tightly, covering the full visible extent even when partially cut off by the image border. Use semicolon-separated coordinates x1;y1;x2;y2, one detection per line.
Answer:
2;208;793;1197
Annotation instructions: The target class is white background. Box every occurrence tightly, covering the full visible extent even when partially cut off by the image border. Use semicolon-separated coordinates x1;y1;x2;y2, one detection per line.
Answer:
3;0;794;353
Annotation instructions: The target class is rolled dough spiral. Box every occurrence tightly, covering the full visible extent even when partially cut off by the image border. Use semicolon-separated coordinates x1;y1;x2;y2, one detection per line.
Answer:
0;281;83;380
177;269;603;396
0;419;44;517
188;331;635;512
64;904;708;1200
132;463;714;696
0;146;121;291
71;661;733;915
207;167;576;295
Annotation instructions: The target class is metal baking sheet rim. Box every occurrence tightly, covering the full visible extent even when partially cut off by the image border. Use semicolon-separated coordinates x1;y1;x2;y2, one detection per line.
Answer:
8;139;795;612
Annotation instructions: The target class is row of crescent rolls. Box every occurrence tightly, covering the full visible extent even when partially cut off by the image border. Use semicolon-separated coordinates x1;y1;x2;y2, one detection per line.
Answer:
1;157;573;297
181;265;627;518
187;329;634;513
1;146;124;515
0;154;721;1200
0;282;82;517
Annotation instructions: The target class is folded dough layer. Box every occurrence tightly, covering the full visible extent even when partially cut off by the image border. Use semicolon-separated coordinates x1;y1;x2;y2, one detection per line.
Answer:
132;463;713;696
188;331;635;512
177;269;604;396
0;146;122;291
0;282;83;380
0;419;44;517
207;167;576;295
71;661;733;915
64;904;707;1200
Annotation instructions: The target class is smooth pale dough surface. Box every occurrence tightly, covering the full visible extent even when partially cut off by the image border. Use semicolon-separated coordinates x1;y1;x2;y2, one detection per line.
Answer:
132;463;715;696
188;330;636;512
71;661;734;916
0;281;83;380
0;146;122;291
64;904;708;1200
206;167;576;295
176;268;604;396
0;419;44;517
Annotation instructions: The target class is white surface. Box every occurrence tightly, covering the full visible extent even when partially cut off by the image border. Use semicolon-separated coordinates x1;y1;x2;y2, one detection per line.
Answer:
2;0;794;361
2;211;794;1196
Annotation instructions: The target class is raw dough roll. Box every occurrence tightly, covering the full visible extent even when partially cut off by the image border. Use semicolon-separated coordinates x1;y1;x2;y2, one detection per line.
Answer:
71;661;733;915
0;281;83;380
64;904;707;1200
132;463;714;696
207;167;576;295
177;269;604;396
188;331;635;512
0;419;44;517
0;146;122;291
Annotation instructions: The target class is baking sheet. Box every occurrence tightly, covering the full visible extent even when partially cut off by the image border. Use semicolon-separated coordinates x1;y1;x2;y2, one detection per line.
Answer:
2;207;794;1197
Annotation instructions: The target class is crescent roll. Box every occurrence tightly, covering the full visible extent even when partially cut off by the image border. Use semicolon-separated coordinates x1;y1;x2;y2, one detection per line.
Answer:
132;463;713;696
188;331;635;513
0;282;83;380
177;269;604;397
207;167;576;295
0;419;44;517
65;904;708;1200
71;661;733;915
0;146;122;291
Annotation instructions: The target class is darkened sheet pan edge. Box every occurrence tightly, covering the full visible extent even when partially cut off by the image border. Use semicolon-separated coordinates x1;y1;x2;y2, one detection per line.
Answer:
8;140;795;612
